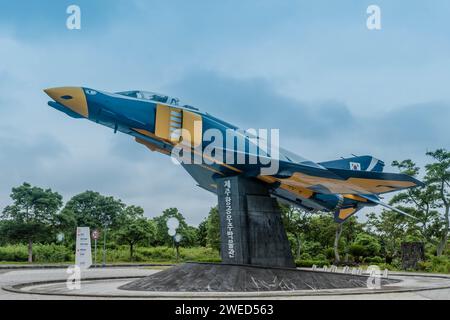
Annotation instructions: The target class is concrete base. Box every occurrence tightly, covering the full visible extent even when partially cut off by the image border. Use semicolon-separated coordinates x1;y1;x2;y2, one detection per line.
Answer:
119;263;396;292
217;176;295;268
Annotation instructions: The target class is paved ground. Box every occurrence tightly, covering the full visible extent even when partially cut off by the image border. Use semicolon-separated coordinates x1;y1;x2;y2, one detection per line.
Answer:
1;267;449;300
0;267;158;300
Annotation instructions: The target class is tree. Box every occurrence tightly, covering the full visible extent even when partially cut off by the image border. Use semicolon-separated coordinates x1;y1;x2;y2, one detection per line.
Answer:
307;213;337;248
390;159;440;242
0;183;63;262
206;206;220;251
197;218;208;247
366;210;414;262
115;206;155;260
63;191;125;230
425;149;450;255
280;204;311;259
349;233;381;262
333;223;343;263
153;208;195;247
340;216;364;262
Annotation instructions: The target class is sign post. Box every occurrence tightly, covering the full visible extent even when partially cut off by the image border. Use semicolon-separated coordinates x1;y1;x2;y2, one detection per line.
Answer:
92;229;100;268
102;225;108;268
174;234;182;263
75;227;92;269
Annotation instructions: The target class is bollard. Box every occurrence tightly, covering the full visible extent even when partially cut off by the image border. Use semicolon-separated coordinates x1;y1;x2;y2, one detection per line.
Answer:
312;265;317;271
383;269;389;278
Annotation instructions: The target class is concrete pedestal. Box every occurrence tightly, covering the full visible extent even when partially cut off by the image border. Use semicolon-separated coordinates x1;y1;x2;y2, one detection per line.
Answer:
119;262;395;292
217;176;295;268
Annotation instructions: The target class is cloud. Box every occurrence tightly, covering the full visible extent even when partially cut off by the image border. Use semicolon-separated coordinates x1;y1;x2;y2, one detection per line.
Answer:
1;66;447;226
165;71;355;137
0;1;449;226
166;70;449;168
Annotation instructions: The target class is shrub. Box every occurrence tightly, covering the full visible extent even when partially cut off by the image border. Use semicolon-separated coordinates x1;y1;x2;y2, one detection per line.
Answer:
0;245;28;262
0;244;220;264
352;234;381;257
314;253;327;261
375;263;398;271
349;244;365;261
295;259;329;268
302;241;324;257
33;244;72;263
104;246;220;263
324;247;335;260
299;252;311;260
418;256;450;274
0;244;72;263
364;256;384;264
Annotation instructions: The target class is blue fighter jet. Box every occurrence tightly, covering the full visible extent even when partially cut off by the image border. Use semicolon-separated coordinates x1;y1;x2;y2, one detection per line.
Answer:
44;87;423;223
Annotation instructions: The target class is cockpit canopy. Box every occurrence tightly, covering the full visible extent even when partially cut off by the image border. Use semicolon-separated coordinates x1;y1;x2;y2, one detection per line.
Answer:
116;90;180;106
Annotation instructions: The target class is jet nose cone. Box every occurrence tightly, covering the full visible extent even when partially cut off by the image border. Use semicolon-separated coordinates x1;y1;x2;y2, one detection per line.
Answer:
44;87;89;118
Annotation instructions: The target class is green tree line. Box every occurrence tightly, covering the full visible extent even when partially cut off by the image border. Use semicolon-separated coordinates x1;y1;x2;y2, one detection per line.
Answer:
0;149;448;272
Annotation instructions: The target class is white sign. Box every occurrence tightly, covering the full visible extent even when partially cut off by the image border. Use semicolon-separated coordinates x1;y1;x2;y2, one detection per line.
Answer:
75;227;92;269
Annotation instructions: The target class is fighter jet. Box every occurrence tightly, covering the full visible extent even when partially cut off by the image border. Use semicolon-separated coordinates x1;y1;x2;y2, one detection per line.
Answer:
44;87;423;223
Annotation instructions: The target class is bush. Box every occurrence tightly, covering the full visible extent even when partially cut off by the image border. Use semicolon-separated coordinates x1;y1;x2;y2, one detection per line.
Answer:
295;259;329;268
364;256;384;264
0;244;220;264
324;247;335;260
375;263;398;271
352;234;381;257
418;256;450;274
314;253;327;261
299;252;311;260
302;241;324;257
0;244;72;263
349;244;365;261
105;246;220;263
33;244;72;263
0;245;28;262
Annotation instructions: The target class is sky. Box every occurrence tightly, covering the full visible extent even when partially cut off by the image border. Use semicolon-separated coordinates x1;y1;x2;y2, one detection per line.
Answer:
0;0;449;226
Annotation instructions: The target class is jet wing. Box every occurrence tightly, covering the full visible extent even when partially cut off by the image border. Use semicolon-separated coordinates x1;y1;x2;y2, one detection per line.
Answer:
273;161;424;195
